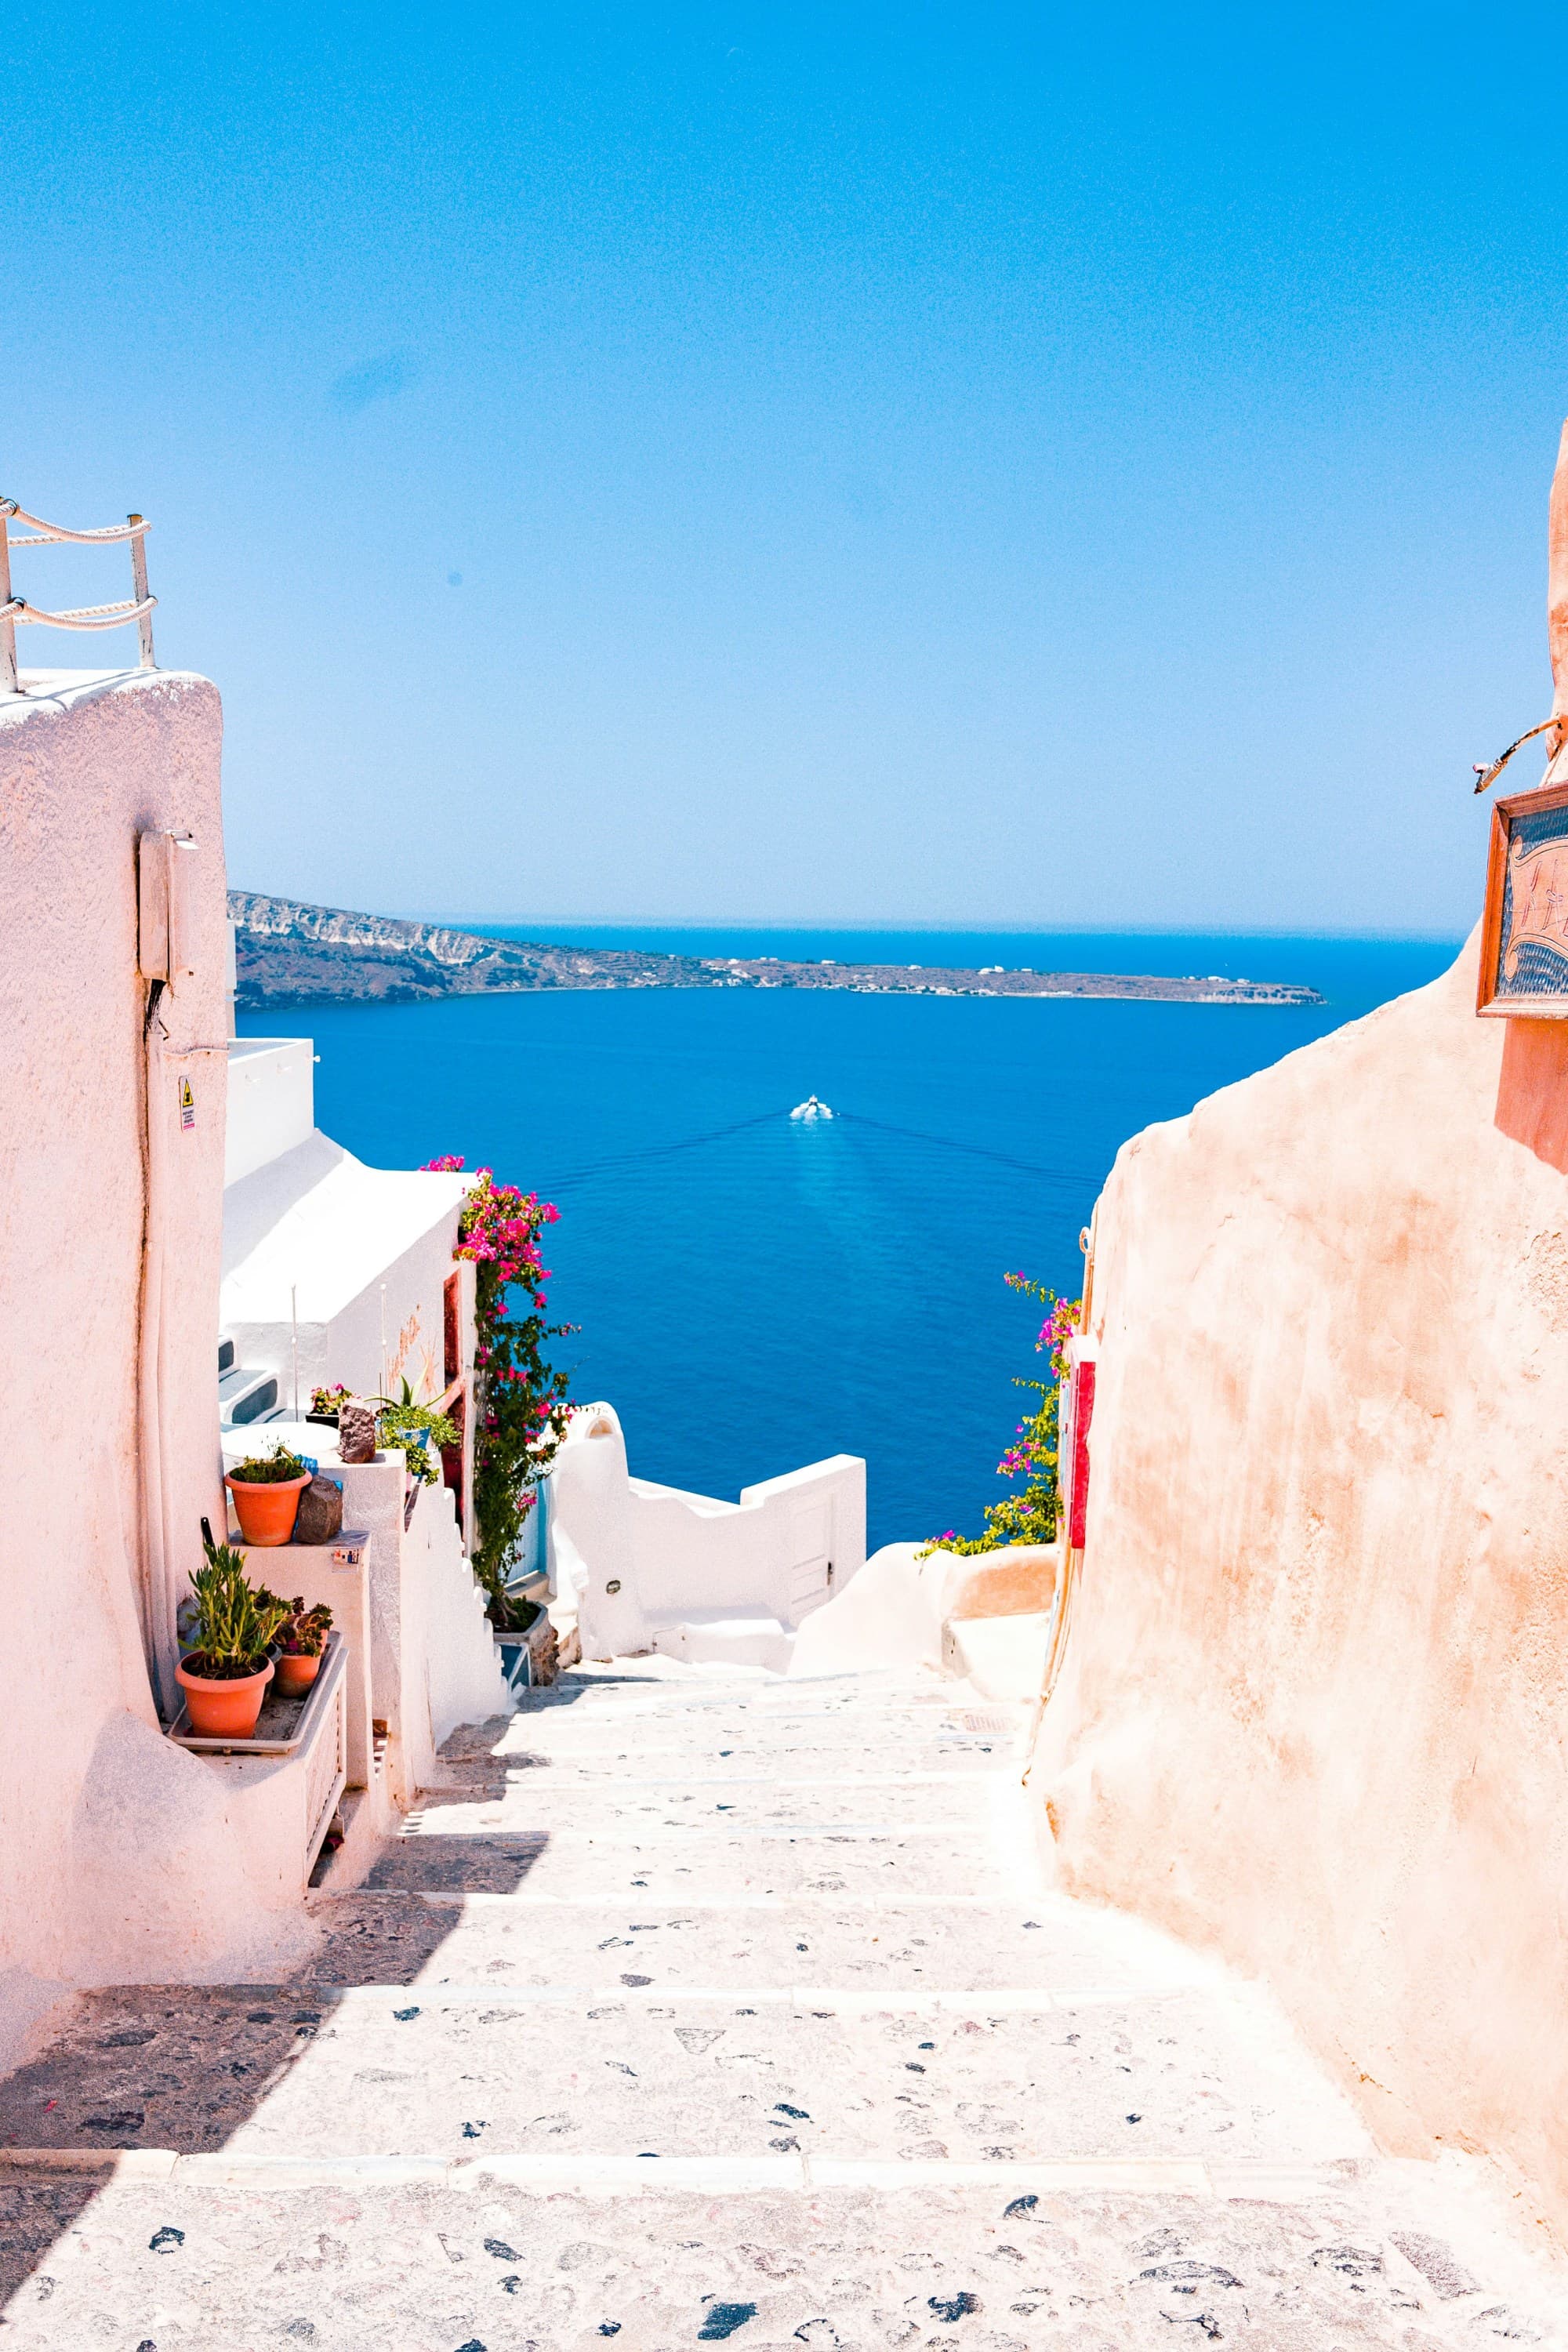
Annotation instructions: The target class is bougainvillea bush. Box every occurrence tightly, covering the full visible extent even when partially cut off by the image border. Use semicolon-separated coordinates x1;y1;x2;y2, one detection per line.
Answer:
424;1157;574;1626
923;1272;1080;1556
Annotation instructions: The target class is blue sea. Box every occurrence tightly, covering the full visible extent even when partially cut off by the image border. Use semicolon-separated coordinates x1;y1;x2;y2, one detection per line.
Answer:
241;928;1460;1551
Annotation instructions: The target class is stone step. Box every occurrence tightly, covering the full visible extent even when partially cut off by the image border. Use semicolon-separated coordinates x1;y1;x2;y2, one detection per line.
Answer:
441;1751;1020;1788
0;2165;1560;2350
361;1824;1024;1902
0;1980;1372;2167
469;1731;1025;1780
941;1611;1052;1702
488;1671;1000;1721
466;1694;1028;1778
452;1685;1007;1725
400;1777;1014;1837
216;1363;280;1427
643;1610;795;1671
300;1893;1199;1995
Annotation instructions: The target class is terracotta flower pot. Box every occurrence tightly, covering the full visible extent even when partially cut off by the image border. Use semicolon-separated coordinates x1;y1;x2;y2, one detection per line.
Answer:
274;1650;322;1697
176;1656;274;1739
224;1470;311;1545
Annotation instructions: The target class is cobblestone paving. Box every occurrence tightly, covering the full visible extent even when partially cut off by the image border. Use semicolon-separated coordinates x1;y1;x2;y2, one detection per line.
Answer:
1;1661;1563;2349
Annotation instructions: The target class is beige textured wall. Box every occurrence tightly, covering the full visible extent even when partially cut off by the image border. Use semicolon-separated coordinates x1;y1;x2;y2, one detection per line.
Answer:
1033;931;1568;2227
0;672;290;2047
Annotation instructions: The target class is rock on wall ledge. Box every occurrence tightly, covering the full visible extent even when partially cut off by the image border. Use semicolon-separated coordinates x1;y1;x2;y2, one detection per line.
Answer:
1032;924;1568;2233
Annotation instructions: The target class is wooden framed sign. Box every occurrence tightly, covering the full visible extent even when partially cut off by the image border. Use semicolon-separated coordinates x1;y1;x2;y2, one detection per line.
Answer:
1478;777;1568;1018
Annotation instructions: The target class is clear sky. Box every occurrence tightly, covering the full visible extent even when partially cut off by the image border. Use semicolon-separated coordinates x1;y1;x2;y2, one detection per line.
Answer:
10;2;1566;931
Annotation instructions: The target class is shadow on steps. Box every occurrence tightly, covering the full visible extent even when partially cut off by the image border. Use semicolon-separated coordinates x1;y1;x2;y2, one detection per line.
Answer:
0;1710;546;2300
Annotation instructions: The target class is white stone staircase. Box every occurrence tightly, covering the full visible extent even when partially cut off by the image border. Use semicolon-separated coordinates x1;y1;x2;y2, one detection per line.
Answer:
216;1334;281;1428
0;1657;1563;2344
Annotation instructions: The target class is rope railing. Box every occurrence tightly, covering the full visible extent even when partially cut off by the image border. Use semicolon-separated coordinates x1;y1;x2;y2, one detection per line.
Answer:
0;497;157;695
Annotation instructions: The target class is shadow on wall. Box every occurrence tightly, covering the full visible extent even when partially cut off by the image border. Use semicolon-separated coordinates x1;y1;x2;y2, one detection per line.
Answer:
0;1708;547;2310
1494;1018;1568;1173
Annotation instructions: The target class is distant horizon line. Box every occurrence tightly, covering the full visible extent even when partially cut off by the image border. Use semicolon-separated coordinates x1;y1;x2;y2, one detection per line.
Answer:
230;885;1468;948
422;914;1469;946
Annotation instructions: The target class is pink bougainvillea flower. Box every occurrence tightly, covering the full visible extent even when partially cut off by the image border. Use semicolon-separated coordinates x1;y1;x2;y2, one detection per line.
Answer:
426;1154;574;1623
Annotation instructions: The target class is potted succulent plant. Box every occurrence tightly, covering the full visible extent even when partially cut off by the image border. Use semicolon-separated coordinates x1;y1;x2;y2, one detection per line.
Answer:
274;1597;334;1695
176;1540;291;1738
224;1441;314;1545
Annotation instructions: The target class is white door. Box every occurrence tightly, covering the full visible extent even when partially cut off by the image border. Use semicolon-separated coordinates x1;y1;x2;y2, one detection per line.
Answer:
787;1504;833;1623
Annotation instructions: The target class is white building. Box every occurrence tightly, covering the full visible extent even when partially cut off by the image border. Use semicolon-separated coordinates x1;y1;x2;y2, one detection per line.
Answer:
0;640;868;2085
217;1029;511;1835
0;656;511;2073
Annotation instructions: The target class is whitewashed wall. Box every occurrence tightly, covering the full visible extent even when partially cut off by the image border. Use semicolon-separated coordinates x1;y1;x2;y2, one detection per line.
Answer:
547;1403;866;1668
0;671;309;2068
221;1123;470;1410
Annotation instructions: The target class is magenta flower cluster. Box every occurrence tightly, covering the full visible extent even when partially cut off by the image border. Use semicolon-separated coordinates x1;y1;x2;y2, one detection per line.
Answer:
424;1155;560;1293
1004;1270;1079;1372
422;1153;574;1617
922;1270;1081;1558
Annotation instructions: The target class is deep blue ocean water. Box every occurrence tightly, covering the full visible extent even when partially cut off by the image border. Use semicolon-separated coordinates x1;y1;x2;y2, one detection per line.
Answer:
241;928;1461;1550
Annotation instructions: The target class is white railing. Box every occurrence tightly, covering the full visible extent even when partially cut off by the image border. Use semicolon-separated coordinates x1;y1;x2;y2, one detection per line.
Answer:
0;497;157;695
545;1401;867;1665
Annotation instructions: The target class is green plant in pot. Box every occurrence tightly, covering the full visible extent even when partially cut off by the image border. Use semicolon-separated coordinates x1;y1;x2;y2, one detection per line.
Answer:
176;1540;291;1738
376;1381;459;1490
274;1596;334;1696
224;1441;313;1546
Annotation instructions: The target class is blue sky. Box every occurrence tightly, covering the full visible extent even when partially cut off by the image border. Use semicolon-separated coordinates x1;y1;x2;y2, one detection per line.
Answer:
9;2;1566;931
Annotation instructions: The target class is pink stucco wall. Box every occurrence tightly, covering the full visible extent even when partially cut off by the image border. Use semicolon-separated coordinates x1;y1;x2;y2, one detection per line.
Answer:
0;671;301;2058
1033;930;1568;2229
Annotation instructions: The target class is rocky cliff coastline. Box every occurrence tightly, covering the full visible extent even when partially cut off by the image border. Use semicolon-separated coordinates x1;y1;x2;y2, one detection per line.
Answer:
229;891;1323;1009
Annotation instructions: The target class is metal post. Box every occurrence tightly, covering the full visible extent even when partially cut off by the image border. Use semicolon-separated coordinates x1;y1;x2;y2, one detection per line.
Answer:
128;514;155;670
0;501;17;695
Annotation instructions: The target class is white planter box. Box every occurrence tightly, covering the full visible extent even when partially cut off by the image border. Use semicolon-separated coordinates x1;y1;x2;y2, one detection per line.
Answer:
167;1635;349;1893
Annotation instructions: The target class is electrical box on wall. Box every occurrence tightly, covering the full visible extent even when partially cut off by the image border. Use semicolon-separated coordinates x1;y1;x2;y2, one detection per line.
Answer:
137;830;199;982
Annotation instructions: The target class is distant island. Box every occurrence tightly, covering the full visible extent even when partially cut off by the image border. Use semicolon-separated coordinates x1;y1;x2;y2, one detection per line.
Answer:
229;891;1325;1010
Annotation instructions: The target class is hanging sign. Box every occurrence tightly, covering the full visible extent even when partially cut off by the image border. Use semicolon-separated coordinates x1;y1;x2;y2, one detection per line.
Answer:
1475;418;1568;1014
1478;779;1568;1018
